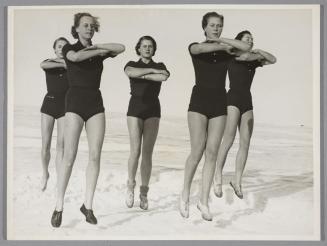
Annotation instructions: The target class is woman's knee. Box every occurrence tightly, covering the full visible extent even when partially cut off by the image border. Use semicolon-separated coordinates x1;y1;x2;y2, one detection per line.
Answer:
129;147;141;161
41;138;51;152
89;150;101;165
205;147;218;163
41;146;51;158
189;147;204;164
141;147;154;160
56;140;64;153
239;137;251;150
63;149;77;167
141;157;152;167
224;129;236;145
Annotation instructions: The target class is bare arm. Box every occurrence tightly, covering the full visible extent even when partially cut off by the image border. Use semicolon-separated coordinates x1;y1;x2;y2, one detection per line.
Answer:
92;43;125;56
252;49;277;64
124;66;169;78
235;52;264;62
142;73;169;82
124;67;156;78
218;37;251;51
66;49;111;62
40;59;66;69
190;42;234;55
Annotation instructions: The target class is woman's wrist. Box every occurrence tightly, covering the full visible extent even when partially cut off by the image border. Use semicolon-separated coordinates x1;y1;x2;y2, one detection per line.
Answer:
256;49;263;54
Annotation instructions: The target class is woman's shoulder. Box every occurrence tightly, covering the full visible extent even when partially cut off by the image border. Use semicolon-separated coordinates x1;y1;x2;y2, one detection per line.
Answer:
188;41;200;49
124;60;139;70
125;60;139;66
63;41;81;52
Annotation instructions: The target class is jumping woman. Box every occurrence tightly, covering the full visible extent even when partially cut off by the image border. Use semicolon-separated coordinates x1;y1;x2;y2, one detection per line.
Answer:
40;37;69;191
124;36;170;210
51;12;125;227
179;12;251;221
213;30;276;199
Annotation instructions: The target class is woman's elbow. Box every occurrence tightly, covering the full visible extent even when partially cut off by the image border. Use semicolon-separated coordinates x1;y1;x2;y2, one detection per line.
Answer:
124;71;131;77
268;56;277;64
190;46;201;55
124;69;134;78
116;44;125;55
162;75;169;81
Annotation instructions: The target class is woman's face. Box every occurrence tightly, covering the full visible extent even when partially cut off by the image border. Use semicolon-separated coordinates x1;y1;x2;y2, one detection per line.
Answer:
54;40;68;59
241;33;254;49
138;39;154;59
76;16;96;40
205;17;223;39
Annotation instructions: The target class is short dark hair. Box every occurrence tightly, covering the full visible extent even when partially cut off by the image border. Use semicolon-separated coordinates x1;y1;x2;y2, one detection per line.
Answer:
71;13;100;39
135;36;157;56
53;37;69;49
202;12;224;30
235;30;252;40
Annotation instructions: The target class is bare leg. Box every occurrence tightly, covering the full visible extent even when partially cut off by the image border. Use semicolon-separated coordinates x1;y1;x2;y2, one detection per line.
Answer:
127;117;143;184
41;113;55;191
55;117;65;186
200;115;226;206
84;113;105;210
55;113;83;211
140;117;160;187
125;117;143;208
138;117;160;210
181;112;207;202
214;106;240;195
234;110;254;188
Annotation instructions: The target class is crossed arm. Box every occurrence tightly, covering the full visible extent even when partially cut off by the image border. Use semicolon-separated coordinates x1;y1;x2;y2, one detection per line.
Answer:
124;66;170;82
40;58;66;69
66;43;125;62
190;37;251;55
235;49;277;65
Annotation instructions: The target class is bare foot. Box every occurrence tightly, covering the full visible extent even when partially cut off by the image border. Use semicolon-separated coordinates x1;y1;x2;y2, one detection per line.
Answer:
41;172;49;191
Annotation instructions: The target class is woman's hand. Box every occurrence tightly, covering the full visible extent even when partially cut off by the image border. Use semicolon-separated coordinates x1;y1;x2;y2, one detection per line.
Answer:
206;38;220;43
251;49;261;54
40;58;67;69
235;52;265;62
83;45;98;51
55;58;66;64
152;69;169;76
235;53;250;61
206;41;235;55
222;44;236;55
98;49;111;57
251;49;277;64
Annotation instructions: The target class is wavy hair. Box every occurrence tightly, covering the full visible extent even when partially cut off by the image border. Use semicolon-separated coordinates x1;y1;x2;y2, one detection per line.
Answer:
135;36;157;56
235;30;252;40
71;13;100;39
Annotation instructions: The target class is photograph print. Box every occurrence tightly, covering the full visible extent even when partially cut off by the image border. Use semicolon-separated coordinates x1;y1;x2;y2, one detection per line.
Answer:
6;4;320;240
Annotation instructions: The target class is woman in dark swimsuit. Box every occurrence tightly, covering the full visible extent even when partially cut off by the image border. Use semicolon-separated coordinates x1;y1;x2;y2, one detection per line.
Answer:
40;37;69;191
179;12;251;221
51;12;125;227
124;36;170;210
213;30;276;199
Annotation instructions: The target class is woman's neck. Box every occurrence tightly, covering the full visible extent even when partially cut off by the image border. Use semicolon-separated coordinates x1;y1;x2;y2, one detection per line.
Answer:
79;37;92;47
141;57;151;64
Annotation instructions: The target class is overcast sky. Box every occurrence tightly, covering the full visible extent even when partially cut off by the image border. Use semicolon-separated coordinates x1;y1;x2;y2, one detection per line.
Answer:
10;5;319;127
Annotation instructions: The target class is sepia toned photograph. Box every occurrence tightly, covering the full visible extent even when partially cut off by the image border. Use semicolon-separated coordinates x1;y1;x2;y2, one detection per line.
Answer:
6;4;320;240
